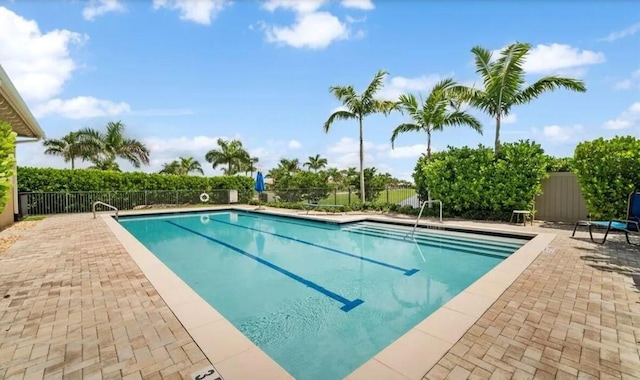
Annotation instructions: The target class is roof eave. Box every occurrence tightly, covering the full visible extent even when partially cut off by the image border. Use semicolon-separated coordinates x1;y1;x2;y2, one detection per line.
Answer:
0;64;45;139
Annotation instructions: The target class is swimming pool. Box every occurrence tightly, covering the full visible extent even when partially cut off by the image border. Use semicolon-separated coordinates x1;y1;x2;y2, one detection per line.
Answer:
119;210;528;379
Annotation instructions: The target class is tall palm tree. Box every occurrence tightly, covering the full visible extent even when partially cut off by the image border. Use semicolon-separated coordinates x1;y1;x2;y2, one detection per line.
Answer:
42;131;96;169
323;70;398;203
204;138;249;175
178;156;204;175
391;78;483;158
451;42;587;153
303;154;328;172
159;160;181;175
79;121;150;168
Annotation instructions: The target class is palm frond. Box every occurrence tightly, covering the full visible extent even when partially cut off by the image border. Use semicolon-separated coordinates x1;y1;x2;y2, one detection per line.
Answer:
442;111;483;134
323;110;357;133
390;123;422;148
515;76;587;104
470;46;495;90
362;69;389;102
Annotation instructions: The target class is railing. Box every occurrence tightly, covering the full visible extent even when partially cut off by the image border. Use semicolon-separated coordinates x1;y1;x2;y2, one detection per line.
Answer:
18;189;248;216
93;201;118;220
259;187;418;207
412;199;443;237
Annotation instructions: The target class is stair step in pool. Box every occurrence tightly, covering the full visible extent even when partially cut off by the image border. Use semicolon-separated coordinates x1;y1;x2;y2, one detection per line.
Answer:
340;226;513;260
342;224;520;255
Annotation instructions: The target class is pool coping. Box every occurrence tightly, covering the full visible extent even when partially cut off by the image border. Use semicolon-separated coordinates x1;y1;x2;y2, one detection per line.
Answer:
102;205;556;380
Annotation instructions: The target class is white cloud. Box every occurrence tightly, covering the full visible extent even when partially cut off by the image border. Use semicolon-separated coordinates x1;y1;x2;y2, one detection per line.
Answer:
532;124;585;144
82;0;125;21
603;102;640;130
377;74;450;101
613;69;640;90
0;6;87;102
287;140;302;149
598;22;640;42
263;11;349;49
262;0;326;13
33;96;131;119
341;0;374;10
144;135;238;155
327;137;387;154
522;43;605;75
502;113;517;124
152;0;229;25
386;144;427;159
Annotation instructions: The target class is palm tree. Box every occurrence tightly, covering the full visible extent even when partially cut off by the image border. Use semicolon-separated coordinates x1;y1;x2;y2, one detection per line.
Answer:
451;42;587;153
42;131;96;169
204;138;249;175
278;158;301;174
178;156;204;175
323;70;398;203
391;78;483;158
303;154;328;172
159;160;181;175
79;121;150;168
88;158;120;171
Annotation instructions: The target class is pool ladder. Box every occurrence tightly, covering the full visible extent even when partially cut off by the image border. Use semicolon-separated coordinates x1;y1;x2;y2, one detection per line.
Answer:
411;199;443;238
92;201;119;220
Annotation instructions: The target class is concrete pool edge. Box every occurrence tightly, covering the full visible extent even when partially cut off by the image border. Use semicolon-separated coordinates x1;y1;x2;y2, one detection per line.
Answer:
107;206;556;380
100;214;295;380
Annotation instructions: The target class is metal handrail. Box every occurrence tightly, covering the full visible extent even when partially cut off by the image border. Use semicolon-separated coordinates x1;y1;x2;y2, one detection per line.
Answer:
92;201;119;220
411;199;442;237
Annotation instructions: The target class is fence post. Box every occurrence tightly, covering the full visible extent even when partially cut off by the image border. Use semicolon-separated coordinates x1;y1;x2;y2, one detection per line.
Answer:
386;187;389;204
348;188;351;205
176;190;179;205
334;188;337;205
144;190;148;206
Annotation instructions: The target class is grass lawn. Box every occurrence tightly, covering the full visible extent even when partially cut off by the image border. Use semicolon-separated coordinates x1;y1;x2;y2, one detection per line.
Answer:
318;188;416;206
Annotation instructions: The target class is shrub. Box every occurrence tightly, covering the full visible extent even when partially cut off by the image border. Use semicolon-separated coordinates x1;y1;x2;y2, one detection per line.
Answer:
17;167;255;213
272;171;331;203
413;140;548;220
349;167;388;203
0;122;17;210
545;156;574;172
573;136;640;219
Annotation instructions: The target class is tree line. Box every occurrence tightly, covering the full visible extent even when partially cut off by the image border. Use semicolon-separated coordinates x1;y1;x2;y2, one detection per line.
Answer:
42;42;586;203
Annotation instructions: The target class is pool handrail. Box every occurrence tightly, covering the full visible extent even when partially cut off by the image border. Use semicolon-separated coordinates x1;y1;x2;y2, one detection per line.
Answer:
92;201;119;220
411;199;442;237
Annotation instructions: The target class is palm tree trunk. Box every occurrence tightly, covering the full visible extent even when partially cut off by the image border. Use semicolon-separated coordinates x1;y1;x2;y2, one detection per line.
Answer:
359;116;366;204
228;160;232;175
495;115;501;153
71;158;75;170
427;131;432;159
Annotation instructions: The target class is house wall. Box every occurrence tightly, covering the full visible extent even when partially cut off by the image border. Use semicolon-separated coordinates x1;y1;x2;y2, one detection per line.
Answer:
0;174;15;227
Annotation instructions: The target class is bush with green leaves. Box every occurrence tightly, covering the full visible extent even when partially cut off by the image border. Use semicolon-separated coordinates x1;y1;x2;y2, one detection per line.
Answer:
573;136;640;219
272;171;331;203
413;140;548;220
349;167;388;203
545;156;574;172
17;167;254;213
0;122;17;210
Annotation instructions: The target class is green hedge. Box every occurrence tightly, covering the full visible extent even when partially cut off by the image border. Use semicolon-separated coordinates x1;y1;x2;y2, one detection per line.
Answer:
573;136;640;219
413;140;548;220
17;167;255;214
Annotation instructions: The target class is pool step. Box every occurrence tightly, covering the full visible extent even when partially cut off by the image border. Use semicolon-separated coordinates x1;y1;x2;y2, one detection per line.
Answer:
341;225;514;259
354;222;524;251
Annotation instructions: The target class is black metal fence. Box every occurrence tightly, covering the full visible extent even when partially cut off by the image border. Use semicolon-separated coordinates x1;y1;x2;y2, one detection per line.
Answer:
259;187;419;207
18;189;241;216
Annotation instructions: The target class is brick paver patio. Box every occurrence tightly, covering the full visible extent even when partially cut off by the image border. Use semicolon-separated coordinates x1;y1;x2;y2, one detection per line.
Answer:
1;213;639;379
0;215;212;379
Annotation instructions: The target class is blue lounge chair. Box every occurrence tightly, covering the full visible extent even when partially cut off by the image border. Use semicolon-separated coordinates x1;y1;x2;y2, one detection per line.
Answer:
572;189;640;245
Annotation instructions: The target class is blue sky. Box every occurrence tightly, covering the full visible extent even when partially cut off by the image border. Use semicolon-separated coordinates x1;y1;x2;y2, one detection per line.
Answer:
2;0;639;180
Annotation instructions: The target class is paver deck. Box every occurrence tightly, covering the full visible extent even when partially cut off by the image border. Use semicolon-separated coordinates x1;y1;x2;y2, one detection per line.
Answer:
1;211;639;380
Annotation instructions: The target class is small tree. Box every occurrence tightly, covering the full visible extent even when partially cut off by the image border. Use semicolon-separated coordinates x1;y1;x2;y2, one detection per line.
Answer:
0;122;17;210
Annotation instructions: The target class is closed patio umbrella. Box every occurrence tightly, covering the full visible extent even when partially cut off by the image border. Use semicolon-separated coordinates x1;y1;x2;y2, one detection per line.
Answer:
255;171;265;210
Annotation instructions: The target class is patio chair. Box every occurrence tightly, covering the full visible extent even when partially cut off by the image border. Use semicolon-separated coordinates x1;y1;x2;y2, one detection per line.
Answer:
572;189;640;245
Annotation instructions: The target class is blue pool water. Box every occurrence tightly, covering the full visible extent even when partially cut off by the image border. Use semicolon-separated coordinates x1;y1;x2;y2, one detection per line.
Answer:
120;210;527;379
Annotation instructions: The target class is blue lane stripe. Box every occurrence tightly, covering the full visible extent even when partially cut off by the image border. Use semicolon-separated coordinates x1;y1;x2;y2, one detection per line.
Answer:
207;216;419;276
238;212;339;231
165;221;364;312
